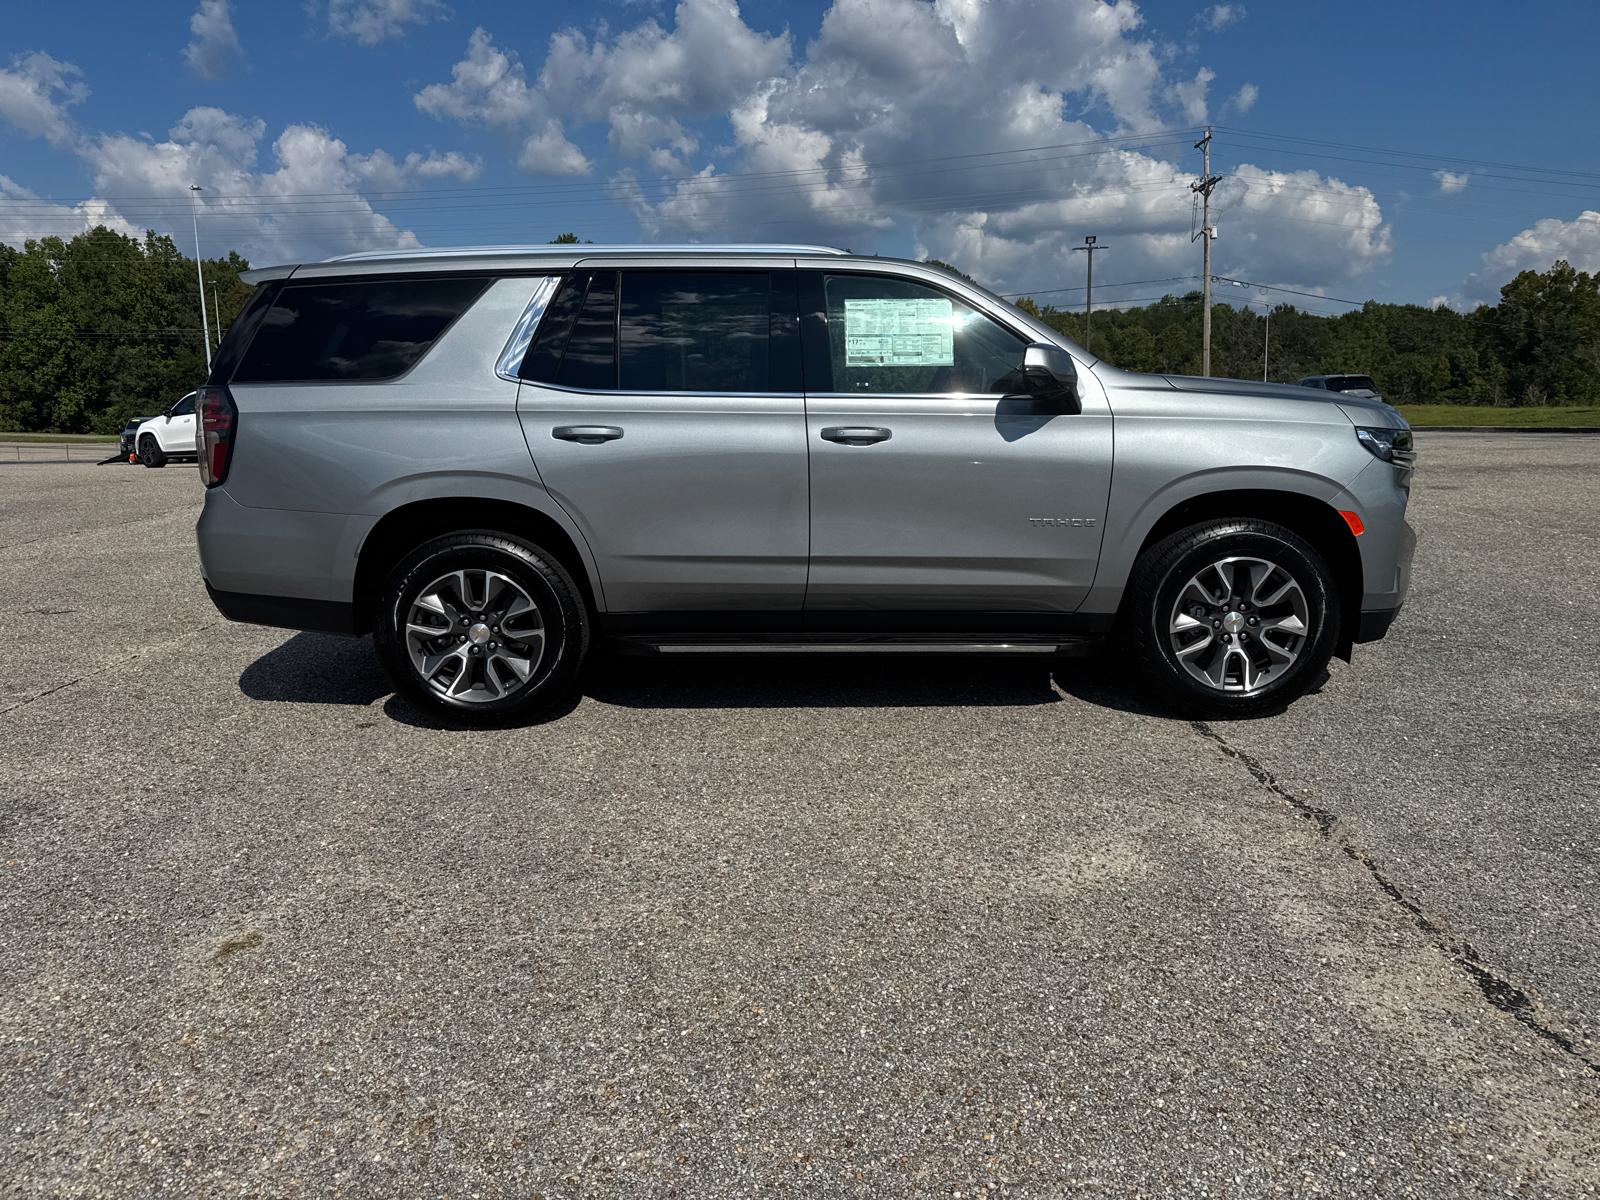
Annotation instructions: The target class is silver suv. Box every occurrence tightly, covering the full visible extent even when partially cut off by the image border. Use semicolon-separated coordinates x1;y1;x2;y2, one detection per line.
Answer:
194;245;1415;724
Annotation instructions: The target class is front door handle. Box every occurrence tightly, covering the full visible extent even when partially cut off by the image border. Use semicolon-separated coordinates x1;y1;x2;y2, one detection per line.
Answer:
820;426;892;445
552;425;624;443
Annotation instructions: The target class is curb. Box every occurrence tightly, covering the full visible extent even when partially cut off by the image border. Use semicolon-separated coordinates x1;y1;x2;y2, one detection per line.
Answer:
1411;426;1600;434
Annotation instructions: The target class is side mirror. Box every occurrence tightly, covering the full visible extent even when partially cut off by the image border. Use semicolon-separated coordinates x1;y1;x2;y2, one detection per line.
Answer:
1021;343;1081;413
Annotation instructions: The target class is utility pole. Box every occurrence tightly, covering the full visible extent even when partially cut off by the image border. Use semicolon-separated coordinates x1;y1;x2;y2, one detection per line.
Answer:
189;185;212;371
1190;129;1221;376
1261;294;1271;381
1069;235;1109;355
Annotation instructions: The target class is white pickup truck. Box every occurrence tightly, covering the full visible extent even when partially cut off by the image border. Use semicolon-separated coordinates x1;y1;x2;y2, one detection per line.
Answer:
133;392;198;467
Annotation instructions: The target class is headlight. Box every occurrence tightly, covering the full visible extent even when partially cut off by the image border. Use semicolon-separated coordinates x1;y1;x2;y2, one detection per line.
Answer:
1356;426;1415;466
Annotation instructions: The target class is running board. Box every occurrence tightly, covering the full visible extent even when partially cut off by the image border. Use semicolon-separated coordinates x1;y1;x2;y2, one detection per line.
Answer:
608;635;1105;658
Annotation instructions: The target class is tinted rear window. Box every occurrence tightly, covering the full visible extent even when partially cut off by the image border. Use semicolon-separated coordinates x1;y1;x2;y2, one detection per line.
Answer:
232;277;487;382
208;279;282;385
619;272;774;393
558;271;618;390
1329;375;1379;392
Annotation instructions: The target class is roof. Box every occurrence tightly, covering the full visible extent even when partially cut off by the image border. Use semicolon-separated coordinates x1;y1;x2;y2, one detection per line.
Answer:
326;243;850;262
239;242;852;285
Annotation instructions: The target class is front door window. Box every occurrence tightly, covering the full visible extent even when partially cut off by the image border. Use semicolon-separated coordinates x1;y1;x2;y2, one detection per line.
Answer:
819;275;1028;395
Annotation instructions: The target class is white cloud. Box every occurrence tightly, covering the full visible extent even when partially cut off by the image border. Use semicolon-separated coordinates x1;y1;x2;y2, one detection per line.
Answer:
1203;5;1246;31
1169;67;1214;125
184;0;242;80
0;49;482;263
1227;82;1258;113
0;52;87;146
415;28;539;128
416;0;790;176
347;148;483;192
1455;210;1600;307
1428;295;1449;310
554;0;1388;298
83;110;431;263
0;174;137;249
328;0;451;45
1433;169;1468;196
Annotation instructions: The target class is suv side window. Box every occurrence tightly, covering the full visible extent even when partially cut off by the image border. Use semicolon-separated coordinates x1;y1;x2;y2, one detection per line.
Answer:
808;273;1028;394
169;393;196;417
520;270;799;393
232;276;488;383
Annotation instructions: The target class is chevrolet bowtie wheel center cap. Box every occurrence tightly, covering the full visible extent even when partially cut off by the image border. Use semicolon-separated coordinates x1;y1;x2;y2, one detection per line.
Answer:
1222;611;1246;634
469;623;492;646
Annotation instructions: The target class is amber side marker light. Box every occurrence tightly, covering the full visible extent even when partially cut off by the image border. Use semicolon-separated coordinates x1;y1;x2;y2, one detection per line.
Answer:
1339;510;1365;536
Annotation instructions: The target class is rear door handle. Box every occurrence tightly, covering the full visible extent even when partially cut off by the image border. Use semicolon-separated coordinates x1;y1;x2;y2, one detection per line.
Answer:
820;426;892;444
552;425;623;443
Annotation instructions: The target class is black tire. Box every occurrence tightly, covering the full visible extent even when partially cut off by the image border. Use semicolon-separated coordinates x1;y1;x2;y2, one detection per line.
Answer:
138;434;167;468
372;531;589;727
1123;519;1340;718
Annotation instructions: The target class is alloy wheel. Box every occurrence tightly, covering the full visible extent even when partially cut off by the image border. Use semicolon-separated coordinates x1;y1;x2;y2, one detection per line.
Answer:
404;568;546;704
1167;555;1310;693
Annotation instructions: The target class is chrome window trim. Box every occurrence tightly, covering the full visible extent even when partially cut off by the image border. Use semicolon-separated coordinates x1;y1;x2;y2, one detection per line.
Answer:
518;380;806;400
494;275;562;383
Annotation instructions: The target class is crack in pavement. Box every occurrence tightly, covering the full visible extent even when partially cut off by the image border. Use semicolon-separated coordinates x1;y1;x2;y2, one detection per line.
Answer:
0;622;219;717
1190;719;1600;1076
0;505;199;555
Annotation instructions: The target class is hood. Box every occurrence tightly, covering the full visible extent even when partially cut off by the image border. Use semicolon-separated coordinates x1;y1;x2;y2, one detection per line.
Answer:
1334;395;1407;430
1158;374;1407;429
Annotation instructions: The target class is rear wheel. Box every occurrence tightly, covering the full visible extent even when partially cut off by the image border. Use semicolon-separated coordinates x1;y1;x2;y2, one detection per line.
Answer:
372;531;589;726
138;434;167;468
1124;519;1340;718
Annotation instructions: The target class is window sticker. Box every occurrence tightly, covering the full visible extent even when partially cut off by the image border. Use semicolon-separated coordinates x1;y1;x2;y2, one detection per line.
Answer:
843;298;955;367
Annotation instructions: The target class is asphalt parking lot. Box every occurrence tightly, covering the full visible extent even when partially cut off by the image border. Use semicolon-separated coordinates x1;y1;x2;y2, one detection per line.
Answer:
2;434;1597;1198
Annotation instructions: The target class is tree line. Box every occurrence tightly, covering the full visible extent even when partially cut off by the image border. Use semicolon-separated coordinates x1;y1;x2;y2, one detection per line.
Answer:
1015;259;1600;407
2;226;1596;433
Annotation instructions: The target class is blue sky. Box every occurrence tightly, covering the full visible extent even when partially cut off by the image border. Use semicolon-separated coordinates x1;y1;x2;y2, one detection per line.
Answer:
2;0;1598;311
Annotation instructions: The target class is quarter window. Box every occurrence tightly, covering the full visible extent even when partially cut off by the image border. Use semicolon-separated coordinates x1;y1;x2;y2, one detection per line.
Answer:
232;277;487;383
816;274;1028;395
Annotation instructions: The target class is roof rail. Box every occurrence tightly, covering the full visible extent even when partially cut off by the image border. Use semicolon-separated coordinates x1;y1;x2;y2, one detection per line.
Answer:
323;243;852;263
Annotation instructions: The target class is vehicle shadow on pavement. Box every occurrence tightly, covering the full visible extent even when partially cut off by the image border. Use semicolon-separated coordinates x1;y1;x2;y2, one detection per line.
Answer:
236;634;1189;722
238;631;390;706
582;653;1177;718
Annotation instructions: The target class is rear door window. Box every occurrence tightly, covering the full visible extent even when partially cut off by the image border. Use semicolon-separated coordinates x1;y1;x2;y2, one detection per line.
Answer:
519;269;799;393
232;276;487;382
619;271;793;393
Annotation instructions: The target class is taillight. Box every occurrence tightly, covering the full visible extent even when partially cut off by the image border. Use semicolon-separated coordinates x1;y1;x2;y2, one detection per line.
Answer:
197;384;237;488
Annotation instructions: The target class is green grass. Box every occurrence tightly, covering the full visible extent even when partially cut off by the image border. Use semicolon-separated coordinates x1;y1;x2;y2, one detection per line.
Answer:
0;432;120;443
1396;404;1600;427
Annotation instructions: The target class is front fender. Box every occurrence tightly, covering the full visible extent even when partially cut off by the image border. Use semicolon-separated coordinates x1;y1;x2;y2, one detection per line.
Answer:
1081;393;1370;612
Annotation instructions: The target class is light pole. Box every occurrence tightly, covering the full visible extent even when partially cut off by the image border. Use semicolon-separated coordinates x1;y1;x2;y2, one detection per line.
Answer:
189;185;212;371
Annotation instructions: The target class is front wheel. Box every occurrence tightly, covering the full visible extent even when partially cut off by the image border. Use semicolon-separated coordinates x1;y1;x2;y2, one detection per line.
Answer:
138;434;167;468
372;531;589;727
1123;519;1340;718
